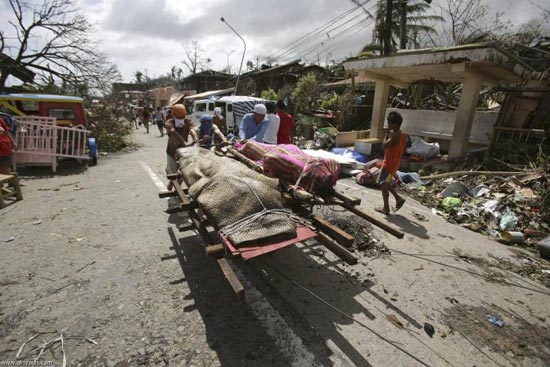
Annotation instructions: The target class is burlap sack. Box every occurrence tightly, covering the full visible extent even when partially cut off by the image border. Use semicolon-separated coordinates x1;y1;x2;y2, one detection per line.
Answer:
176;147;297;246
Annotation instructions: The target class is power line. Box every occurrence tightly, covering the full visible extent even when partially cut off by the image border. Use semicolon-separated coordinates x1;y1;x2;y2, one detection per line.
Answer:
270;2;378;65
264;0;370;61
269;8;368;64
276;16;369;64
286;15;375;65
266;0;369;63
314;19;377;62
298;17;371;60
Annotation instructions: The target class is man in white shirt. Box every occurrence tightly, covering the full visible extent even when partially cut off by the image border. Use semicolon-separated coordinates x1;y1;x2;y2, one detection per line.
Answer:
263;101;280;144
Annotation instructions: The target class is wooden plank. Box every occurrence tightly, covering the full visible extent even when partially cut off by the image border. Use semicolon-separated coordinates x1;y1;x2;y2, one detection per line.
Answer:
217;258;245;299
177;222;194;232
165;201;197;214
188;208;211;244
172;180;190;205
159;190;178;198
332;191;361;206
316;232;358;265
205;244;225;257
342;204;404;239
312;215;354;248
166;173;178;180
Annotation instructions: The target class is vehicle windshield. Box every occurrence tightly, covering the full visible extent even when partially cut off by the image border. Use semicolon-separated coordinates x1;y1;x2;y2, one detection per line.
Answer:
48;108;76;121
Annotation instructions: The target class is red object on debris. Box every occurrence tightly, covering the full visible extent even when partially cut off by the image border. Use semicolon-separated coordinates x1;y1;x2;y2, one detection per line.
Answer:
221;225;317;260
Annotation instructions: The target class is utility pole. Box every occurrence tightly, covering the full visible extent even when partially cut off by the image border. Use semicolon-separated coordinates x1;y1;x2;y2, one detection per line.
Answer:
399;0;407;49
383;0;393;55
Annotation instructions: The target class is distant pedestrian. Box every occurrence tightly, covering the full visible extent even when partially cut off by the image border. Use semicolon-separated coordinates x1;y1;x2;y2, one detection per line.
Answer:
275;100;294;144
375;111;407;216
154;107;165;137
142;107;150;134
263;101;280;145
129;106;138;129
213;107;226;135
0;117;16;174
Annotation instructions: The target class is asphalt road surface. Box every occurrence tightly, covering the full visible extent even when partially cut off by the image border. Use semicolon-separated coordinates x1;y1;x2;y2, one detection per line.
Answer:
1;127;549;367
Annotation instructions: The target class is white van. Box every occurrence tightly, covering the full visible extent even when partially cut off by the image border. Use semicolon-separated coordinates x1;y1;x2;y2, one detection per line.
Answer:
190;99;215;125
192;96;271;134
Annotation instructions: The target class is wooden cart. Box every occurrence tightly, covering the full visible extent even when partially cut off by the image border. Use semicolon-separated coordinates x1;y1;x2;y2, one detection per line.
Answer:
159;148;404;299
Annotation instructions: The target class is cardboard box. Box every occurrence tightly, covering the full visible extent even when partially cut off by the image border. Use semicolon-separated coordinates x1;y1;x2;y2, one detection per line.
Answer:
354;138;383;155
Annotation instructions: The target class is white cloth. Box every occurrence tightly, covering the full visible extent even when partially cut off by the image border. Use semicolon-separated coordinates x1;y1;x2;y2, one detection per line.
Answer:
263;113;280;144
174;118;185;127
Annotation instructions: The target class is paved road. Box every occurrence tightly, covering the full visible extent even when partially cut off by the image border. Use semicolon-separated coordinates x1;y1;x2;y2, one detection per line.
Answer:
1;128;549;366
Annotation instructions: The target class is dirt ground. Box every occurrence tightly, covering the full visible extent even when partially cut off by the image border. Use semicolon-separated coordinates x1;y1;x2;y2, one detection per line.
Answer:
1;127;549;367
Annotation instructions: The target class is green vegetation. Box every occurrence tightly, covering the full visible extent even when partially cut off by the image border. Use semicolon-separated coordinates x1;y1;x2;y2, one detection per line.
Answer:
291;73;323;114
260;88;278;101
87;104;133;152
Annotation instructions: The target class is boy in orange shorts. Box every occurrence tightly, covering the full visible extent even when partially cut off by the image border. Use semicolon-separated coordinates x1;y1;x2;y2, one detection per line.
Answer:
375;111;407;215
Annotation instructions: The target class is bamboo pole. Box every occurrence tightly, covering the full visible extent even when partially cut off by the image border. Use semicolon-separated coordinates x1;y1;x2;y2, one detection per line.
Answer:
419;170;536;181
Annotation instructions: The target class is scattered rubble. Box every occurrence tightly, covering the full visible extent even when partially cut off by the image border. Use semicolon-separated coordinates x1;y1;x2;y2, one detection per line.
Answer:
320;212;390;258
403;171;550;253
444;304;550;364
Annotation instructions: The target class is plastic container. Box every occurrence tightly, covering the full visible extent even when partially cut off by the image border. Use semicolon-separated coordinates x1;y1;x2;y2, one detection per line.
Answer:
502;231;525;243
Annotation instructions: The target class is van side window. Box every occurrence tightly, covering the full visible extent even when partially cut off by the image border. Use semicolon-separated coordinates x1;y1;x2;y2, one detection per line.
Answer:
196;103;206;112
227;104;233;112
208;103;214;111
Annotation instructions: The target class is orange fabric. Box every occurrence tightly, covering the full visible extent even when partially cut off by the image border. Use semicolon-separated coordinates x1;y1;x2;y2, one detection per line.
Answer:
382;132;407;174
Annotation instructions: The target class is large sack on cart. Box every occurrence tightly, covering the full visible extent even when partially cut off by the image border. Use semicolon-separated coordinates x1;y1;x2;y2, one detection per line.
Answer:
176;147;297;246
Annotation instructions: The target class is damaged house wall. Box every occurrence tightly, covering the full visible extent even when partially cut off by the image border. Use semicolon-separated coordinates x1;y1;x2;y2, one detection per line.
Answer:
386;108;498;152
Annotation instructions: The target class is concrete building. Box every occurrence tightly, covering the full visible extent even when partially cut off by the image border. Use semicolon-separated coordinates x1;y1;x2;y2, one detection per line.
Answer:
343;43;533;159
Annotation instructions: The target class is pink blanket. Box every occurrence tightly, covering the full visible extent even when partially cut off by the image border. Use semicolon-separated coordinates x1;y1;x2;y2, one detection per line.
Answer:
235;141;340;197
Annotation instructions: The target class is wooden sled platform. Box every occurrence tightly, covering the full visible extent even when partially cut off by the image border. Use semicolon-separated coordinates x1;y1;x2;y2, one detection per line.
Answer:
159;174;366;298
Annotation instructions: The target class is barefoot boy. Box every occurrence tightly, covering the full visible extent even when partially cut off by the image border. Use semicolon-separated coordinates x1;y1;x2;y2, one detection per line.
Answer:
375;111;407;215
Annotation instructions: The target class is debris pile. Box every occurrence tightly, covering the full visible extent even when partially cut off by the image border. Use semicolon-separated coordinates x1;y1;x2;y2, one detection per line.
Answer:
323;213;389;257
403;171;549;250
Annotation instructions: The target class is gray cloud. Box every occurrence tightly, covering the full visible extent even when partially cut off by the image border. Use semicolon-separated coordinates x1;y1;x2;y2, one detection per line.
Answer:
3;0;544;83
102;0;358;48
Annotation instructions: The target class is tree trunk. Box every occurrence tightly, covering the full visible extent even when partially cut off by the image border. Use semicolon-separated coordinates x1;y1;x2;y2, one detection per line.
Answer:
0;73;10;93
399;0;407;49
384;0;393;55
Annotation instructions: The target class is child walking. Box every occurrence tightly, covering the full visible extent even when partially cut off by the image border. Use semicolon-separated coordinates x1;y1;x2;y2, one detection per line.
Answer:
375;111;407;215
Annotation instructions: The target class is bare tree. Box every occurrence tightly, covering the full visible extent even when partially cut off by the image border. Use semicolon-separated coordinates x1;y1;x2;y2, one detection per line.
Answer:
435;0;512;46
182;41;204;74
0;0;119;93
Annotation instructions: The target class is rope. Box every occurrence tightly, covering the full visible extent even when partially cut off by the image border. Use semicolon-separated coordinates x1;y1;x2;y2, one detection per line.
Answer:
218;178;309;238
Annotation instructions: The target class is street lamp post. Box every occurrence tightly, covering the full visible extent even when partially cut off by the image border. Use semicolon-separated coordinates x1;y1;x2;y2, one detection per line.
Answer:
220;17;246;95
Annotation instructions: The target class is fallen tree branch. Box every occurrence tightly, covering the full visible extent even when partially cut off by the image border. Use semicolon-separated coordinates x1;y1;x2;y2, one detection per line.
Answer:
419;170;536;180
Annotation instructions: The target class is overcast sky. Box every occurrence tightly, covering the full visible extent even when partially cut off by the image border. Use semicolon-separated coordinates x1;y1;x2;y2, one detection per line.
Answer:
1;0;548;83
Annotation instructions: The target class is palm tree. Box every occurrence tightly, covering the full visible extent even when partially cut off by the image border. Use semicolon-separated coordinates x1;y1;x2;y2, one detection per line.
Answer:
134;70;143;85
359;0;442;56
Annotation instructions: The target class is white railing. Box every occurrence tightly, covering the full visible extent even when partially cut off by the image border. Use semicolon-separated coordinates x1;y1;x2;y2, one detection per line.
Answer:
14;116;90;172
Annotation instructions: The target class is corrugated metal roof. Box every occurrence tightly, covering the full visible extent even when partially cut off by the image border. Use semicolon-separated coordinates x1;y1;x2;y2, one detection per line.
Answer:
183;87;235;100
